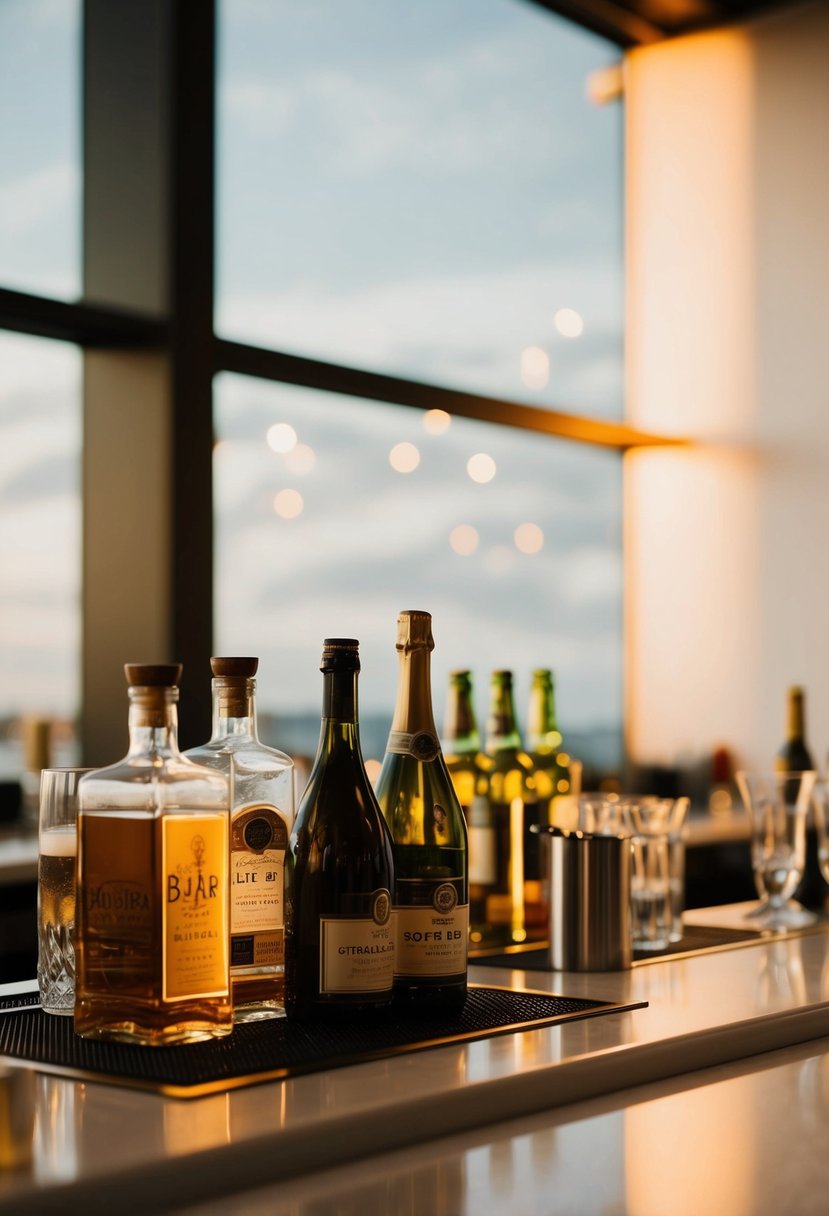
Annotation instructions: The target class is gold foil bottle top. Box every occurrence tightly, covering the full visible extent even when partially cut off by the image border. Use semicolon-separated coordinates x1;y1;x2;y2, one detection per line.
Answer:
124;663;182;688
396;610;434;652
211;657;259;679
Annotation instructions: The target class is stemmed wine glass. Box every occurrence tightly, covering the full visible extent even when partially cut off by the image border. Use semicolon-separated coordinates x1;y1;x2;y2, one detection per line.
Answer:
736;771;818;930
809;780;829;907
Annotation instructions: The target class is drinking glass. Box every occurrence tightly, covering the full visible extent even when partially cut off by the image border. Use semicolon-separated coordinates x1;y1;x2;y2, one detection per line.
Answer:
809;780;829;904
736;770;817;930
37;769;91;1014
621;797;689;944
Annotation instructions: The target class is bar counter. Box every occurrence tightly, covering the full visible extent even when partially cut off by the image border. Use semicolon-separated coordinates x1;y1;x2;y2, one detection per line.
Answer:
2;905;829;1213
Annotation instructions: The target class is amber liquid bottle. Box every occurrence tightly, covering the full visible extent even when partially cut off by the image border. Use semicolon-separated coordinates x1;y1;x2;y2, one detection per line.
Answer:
75;665;232;1045
376;612;468;1015
285;640;395;1020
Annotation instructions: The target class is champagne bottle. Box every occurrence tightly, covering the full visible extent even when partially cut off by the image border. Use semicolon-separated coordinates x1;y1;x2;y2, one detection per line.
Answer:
285;639;395;1020
776;686;814;773
483;671;538;945
376;612;468;1014
442;670;492;947
185;657;294;1022
527;668;572;828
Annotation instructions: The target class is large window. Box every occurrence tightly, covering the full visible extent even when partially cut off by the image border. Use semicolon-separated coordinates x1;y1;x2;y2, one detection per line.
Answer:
0;2;658;778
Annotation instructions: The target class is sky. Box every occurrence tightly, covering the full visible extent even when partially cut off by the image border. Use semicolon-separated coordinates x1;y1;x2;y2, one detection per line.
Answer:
0;0;624;761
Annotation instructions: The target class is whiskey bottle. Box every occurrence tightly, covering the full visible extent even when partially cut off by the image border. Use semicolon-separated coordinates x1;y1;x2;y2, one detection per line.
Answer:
285;640;395;1020
376;612;468;1014
75;665;232;1045
185;657;294;1022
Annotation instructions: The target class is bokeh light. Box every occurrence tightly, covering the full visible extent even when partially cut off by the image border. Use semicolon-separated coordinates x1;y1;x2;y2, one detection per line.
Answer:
466;453;496;484
389;441;420;473
514;522;544;554
520;346;550;390
554;308;584;338
449;524;479;556
284;442;316;474
267;422;298;453
423;409;451;435
273;488;304;518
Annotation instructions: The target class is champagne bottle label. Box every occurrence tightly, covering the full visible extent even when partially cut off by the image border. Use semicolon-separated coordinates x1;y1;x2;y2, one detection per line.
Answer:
229;804;288;969
386;730;439;762
394;880;469;978
468;795;497;886
319;889;395;994
163;815;229;1002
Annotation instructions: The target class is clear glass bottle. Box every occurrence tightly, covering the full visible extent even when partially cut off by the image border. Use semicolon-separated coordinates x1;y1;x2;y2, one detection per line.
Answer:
185;657;294;1022
285;640;395;1021
75;664;232;1045
483;671;539;945
376;612;468;1014
442;670;492;948
527;669;572;828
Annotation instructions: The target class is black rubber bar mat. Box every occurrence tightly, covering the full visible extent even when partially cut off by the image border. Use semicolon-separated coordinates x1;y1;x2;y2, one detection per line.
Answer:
0;986;645;1099
471;923;764;971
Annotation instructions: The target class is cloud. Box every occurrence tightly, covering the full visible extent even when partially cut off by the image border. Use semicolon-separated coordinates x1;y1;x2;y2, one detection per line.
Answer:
0;161;80;235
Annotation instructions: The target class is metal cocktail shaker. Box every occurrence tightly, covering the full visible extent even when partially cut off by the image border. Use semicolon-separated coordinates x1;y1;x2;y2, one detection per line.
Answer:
532;825;632;971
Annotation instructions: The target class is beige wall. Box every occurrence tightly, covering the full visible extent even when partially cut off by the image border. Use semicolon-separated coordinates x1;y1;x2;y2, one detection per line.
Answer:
625;1;829;773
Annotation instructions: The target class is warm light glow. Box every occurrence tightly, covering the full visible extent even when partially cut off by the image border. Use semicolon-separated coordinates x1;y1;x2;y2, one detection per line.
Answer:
284;442;316;474
467;452;496;483
389;441;420;473
554;308;584;338
514;522;544;554
273;488;304;519
520;345;550;390
266;422;297;453
449;524;479;556
364;758;382;786
423;409;451;435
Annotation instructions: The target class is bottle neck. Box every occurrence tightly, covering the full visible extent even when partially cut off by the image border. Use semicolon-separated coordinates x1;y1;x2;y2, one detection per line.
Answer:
317;670;362;757
127;690;182;759
527;681;560;753
390;647;437;736
443;683;480;754
486;683;522;752
787;691;806;743
210;677;259;741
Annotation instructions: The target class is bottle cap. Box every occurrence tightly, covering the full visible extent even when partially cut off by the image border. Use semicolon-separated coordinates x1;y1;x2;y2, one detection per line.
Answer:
124;663;182;687
321;639;360;672
396;610;434;652
491;670;513;683
532;668;553;682
211;657;259;679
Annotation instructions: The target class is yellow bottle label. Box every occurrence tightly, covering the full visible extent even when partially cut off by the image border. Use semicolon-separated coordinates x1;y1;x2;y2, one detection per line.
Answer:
394;897;469;978
163;815;229;1002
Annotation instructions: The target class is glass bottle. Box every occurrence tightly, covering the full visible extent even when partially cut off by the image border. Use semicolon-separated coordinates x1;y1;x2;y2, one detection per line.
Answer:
442;670;492;947
285;640;395;1020
75;664;232;1045
483;671;538;945
185;657;294;1022
376;611;468;1014
527;669;572;828
776;686;814;773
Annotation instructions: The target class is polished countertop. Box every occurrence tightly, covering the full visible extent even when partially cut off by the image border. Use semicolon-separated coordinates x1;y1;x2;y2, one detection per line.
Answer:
2;906;829;1213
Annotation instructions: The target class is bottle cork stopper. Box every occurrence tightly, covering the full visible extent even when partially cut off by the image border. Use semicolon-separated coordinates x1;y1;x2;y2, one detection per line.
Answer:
211;657;259;679
124;663;182;687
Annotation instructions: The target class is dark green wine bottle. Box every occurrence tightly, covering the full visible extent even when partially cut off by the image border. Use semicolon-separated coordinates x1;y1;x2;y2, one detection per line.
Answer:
776;686;814;773
527;668;572;827
376;612;468;1015
285;639;395;1021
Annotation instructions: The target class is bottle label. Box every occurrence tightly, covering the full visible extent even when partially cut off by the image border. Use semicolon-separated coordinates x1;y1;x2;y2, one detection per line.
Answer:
230;804;288;970
163;815;229;1002
386;730;439;762
468;796;497;886
394;880;469;978
319;889;395;994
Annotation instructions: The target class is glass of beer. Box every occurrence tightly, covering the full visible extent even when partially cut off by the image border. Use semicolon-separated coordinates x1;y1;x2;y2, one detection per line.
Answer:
37;769;91;1015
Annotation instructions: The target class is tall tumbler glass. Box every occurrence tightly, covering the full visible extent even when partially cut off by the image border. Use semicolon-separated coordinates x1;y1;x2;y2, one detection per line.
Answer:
37;769;91;1014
